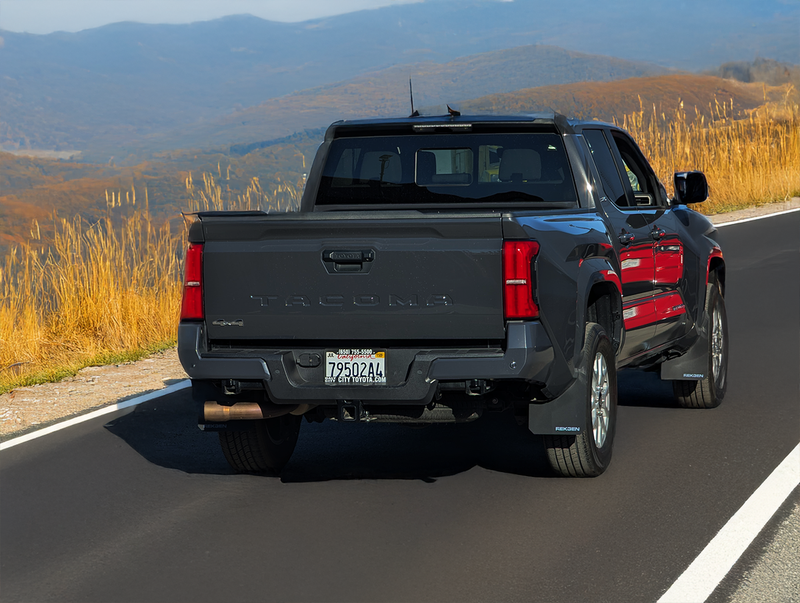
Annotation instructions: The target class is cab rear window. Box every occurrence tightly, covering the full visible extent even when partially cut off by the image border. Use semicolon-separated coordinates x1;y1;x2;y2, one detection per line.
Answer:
316;133;577;207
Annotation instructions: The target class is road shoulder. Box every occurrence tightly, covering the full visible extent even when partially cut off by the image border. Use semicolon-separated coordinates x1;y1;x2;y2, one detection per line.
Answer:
0;348;187;441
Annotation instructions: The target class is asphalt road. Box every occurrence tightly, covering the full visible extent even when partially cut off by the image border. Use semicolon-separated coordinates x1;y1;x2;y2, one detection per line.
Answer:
1;212;798;603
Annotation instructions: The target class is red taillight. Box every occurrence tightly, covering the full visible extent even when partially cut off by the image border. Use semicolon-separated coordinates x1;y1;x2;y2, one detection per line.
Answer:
503;240;540;319
180;243;204;320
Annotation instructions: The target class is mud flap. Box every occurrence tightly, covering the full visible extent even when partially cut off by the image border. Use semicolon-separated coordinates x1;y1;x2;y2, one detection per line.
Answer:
660;332;709;381
528;377;585;435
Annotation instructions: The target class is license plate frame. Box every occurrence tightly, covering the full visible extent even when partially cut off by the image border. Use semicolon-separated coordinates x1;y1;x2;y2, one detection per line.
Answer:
324;348;386;386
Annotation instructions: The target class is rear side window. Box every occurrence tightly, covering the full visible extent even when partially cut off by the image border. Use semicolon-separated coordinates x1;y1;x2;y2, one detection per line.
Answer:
317;133;578;207
610;132;666;207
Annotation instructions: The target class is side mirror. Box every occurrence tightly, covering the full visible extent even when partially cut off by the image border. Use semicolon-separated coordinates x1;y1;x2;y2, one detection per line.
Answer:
673;171;708;204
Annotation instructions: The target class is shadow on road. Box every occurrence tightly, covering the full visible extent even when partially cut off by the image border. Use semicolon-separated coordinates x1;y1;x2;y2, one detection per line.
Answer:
284;411;552;482
104;392;234;475
106;370;675;481
105;392;555;481
618;369;680;408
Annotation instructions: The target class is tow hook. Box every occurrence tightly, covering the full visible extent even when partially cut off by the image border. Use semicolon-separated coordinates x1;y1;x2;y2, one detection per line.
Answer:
466;379;492;396
223;379;242;395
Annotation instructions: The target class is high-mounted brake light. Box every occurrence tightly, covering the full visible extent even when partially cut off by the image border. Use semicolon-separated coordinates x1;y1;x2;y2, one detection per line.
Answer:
503;240;540;319
180;243;204;320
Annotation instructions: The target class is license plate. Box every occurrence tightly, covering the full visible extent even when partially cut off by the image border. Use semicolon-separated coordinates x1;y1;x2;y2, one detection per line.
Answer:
325;349;386;385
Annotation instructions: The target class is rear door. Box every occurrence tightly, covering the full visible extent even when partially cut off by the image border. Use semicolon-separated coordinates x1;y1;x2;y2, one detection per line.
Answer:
200;213;506;343
582;128;656;357
606;130;690;349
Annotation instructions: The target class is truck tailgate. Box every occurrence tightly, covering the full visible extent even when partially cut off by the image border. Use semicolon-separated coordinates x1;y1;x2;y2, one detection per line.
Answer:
200;213;505;342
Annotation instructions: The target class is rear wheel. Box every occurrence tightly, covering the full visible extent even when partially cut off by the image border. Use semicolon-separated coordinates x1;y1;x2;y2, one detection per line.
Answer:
218;413;302;474
544;323;617;477
673;277;728;408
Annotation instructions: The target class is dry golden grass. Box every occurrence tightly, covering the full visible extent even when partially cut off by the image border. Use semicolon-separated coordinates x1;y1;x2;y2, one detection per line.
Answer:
618;89;800;213
1;100;796;393
0;176;302;394
0;198;183;393
184;171;303;212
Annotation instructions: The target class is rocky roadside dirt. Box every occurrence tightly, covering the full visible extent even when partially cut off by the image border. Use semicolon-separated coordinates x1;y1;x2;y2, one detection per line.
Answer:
0;348;188;440
1;198;798;441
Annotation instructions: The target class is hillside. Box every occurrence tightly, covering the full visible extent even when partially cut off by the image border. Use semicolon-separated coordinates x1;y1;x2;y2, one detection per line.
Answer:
103;45;670;160
456;75;795;122
709;58;800;89
3;43;670;162
1;0;797;156
2;71;794;254
125;72;793;162
0;129;322;250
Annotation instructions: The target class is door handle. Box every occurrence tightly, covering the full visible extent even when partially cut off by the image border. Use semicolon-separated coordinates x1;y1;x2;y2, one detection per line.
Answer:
650;227;666;240
618;231;636;245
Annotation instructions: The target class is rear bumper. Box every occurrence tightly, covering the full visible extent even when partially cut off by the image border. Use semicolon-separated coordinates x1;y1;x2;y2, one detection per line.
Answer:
178;321;555;405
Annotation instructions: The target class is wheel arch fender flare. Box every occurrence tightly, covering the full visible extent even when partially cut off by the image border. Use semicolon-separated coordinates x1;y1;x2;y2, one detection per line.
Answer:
707;246;725;296
574;258;624;355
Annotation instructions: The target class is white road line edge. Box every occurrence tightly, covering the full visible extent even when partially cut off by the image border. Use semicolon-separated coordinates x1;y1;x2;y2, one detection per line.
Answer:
0;380;191;451
714;206;800;227
658;442;800;603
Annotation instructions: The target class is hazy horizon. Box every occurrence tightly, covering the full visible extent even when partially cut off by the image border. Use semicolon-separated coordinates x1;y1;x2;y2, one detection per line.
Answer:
0;0;423;34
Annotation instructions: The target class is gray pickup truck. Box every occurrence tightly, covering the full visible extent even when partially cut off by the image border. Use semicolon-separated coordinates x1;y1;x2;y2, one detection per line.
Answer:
178;113;727;477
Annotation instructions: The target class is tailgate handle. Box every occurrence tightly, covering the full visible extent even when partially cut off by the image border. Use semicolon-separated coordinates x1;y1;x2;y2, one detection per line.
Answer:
322;249;375;273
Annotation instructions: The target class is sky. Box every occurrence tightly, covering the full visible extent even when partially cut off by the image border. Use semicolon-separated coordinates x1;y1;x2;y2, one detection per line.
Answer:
0;0;423;34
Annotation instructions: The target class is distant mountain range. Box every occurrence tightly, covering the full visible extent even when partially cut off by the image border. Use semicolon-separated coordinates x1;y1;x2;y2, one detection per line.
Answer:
1;0;798;159
97;44;671;162
1;71;790;251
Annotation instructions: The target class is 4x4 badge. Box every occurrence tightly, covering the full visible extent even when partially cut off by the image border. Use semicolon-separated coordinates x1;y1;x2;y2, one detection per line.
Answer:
212;319;244;327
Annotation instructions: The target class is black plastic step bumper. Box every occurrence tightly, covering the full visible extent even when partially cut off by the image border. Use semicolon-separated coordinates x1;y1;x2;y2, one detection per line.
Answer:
178;321;555;405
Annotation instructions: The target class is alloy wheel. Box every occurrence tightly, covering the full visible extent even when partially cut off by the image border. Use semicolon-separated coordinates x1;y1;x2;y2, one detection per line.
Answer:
591;351;611;448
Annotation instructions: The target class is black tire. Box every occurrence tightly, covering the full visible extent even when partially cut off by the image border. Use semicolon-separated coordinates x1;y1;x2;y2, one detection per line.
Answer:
543;323;617;477
673;276;728;409
218;413;302;474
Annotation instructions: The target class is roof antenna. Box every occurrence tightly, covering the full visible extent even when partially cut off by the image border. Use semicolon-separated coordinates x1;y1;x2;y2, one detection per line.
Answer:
409;78;419;117
447;104;461;117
